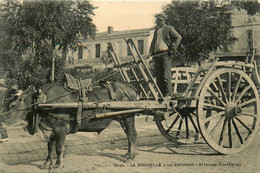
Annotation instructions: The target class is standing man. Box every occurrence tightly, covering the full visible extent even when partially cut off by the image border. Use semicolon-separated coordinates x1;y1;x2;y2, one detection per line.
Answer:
149;13;182;100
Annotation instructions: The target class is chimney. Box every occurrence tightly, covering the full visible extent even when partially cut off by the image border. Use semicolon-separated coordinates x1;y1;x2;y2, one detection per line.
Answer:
107;26;113;34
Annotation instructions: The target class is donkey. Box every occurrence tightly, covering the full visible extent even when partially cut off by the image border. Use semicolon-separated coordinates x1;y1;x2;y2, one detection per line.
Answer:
7;82;138;169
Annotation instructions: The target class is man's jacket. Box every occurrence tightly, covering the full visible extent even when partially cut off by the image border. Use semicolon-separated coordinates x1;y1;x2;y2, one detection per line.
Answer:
150;24;182;55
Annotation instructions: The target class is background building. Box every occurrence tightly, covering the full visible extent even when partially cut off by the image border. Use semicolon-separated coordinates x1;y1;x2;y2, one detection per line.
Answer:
65;27;154;71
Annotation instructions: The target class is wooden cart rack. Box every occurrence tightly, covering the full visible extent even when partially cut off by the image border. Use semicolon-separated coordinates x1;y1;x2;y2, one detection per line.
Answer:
38;38;260;155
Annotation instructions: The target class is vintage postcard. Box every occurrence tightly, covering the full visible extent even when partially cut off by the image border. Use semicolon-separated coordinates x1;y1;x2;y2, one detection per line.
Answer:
0;0;259;172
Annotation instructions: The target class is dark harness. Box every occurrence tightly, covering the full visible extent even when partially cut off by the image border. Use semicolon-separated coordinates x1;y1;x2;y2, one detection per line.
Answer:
28;74;121;134
64;74;117;133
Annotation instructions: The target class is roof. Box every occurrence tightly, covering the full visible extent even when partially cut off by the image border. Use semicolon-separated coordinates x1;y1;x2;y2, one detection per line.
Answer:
93;28;154;40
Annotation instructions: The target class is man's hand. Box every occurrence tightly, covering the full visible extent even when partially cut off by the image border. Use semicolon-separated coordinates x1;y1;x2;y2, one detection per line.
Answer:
145;53;154;64
168;48;176;58
168;50;174;56
146;54;153;63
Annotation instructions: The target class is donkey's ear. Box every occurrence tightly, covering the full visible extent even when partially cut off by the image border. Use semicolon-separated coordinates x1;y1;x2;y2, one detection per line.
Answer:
24;85;36;94
28;85;37;94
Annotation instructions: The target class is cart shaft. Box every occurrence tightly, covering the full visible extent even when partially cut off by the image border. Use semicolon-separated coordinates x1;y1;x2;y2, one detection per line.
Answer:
38;100;178;110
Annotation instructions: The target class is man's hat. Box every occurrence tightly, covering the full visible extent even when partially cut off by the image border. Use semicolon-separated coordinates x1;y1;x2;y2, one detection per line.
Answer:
156;13;167;21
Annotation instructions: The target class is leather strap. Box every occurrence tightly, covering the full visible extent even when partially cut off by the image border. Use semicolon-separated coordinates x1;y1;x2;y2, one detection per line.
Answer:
73;100;83;133
107;83;116;101
79;79;87;102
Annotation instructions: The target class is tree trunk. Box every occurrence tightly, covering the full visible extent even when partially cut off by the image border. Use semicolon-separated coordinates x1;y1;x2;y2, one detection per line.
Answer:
51;40;56;83
51;54;55;82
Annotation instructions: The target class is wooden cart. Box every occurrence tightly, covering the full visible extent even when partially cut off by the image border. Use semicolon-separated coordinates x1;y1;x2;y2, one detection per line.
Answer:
157;48;259;154
38;39;259;155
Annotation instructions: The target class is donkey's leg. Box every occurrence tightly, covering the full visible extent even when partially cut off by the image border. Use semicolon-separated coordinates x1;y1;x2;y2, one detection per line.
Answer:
54;132;67;168
118;119;130;159
41;139;55;169
123;115;137;161
118;119;126;132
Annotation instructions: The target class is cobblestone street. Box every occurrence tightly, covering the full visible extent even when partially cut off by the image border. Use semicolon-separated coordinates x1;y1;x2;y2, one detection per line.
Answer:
0;116;259;173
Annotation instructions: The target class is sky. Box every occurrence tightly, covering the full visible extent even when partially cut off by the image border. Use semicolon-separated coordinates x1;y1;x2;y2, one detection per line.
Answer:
91;0;171;32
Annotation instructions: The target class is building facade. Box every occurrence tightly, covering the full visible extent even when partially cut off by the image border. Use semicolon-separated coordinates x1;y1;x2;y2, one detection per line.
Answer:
216;8;260;74
65;27;154;70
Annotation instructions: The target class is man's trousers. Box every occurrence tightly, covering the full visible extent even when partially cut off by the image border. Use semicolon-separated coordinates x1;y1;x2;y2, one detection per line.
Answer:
154;53;172;97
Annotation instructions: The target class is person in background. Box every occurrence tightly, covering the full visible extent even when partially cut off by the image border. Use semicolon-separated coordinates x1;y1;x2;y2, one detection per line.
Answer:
0;81;22;142
149;13;182;100
4;82;22;111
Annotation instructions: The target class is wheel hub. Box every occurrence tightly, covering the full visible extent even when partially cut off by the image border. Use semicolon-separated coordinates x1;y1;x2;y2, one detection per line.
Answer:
225;103;242;119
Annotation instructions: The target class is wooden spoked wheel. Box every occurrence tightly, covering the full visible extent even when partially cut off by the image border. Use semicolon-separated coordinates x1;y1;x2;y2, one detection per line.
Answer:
197;68;259;154
155;108;200;143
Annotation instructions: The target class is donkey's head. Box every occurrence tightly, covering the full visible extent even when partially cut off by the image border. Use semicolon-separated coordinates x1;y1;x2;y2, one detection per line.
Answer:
3;86;36;127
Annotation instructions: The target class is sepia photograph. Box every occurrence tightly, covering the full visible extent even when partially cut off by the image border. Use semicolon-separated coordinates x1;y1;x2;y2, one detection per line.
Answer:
0;0;259;172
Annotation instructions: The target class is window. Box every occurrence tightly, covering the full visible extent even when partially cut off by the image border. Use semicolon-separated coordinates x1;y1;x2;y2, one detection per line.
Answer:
248;30;253;40
253;30;259;48
247;30;253;49
127;45;132;56
95;44;101;58
107;42;112;58
78;46;83;59
248;40;253;49
138;40;144;54
247;15;256;23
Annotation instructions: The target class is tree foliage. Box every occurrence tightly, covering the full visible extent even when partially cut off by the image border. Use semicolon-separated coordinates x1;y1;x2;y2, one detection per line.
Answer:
162;1;237;65
161;0;259;66
0;0;96;88
231;0;260;15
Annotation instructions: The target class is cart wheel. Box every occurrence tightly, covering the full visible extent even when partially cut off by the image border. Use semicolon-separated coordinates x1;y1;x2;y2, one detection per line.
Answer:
155;108;201;143
197;68;259;154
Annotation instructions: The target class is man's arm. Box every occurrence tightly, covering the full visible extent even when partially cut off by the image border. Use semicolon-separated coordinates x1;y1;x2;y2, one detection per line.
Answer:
168;26;182;49
149;30;157;56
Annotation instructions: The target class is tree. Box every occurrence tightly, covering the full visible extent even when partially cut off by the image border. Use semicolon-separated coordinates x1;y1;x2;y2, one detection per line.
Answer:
231;0;260;15
0;0;96;87
161;0;259;66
